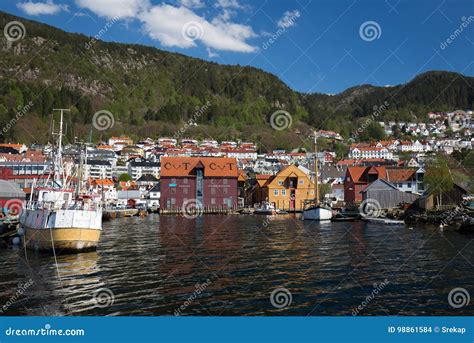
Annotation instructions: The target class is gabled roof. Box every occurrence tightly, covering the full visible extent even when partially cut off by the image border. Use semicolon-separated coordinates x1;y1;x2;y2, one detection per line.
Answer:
360;178;398;193
346;166;387;183
137;174;159;182
160;157;238;177
386;168;416;182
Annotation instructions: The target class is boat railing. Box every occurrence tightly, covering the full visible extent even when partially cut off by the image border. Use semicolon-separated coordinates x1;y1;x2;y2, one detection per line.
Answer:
25;201;103;211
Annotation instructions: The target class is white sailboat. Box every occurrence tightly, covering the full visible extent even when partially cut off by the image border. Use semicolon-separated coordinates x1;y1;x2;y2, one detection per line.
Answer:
20;109;103;252
302;132;333;221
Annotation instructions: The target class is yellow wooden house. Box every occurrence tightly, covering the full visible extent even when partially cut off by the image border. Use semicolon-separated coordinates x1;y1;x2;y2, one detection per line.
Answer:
257;164;315;211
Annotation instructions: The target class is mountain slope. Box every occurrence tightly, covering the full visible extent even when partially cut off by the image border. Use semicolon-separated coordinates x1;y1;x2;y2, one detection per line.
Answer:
0;11;472;147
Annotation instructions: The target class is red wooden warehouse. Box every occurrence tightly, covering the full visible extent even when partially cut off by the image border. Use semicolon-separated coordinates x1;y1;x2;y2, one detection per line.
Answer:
160;157;239;210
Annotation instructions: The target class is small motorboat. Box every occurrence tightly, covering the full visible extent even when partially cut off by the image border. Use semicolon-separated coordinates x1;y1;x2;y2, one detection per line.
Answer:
302;204;333;221
254;202;276;215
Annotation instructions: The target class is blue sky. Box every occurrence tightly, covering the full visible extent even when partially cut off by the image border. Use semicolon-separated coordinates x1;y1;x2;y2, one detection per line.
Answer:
2;0;473;93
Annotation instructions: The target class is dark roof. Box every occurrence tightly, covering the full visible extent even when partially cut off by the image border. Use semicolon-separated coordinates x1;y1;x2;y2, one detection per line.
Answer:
137;174;159;182
129;160;161;167
0;147;20;154
320;165;347;178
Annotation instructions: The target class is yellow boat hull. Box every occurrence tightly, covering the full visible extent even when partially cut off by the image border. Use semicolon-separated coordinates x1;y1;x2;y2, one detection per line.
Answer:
24;227;101;252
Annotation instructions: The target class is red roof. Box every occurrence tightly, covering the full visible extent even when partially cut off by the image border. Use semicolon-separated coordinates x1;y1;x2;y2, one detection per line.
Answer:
347;166;387;183
386;168;416;182
160;157;238;178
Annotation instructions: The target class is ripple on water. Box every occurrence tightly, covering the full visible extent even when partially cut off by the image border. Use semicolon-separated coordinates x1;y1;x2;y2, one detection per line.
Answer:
0;214;473;315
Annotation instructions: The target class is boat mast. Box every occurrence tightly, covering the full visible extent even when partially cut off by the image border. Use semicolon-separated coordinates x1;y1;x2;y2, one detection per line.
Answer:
314;131;319;204
52;109;70;188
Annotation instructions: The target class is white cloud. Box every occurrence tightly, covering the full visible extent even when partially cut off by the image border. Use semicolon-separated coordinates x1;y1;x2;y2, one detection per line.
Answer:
277;10;300;29
74;0;256;53
178;0;204;9
17;0;68;16
139;4;256;52
75;0;150;19
215;0;242;9
206;47;218;57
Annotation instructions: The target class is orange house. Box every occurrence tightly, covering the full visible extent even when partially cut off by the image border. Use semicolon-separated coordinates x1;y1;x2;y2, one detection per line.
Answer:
256;165;315;211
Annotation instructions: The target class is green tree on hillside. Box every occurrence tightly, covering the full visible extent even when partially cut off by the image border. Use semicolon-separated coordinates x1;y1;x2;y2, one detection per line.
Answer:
118;173;132;182
424;154;453;207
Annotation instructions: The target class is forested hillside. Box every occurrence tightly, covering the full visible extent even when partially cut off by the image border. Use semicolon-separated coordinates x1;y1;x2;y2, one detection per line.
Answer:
0;11;472;148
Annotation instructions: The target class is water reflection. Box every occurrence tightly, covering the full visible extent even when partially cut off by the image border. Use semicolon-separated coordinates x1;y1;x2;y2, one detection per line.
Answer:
0;214;472;316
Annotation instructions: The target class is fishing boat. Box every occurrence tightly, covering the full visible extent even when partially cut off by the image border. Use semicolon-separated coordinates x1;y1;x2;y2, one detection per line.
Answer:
302;132;333;221
254;201;276;215
20;109;102;252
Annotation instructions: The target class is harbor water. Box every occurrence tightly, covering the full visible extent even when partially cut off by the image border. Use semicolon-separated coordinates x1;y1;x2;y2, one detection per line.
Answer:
0;215;473;316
